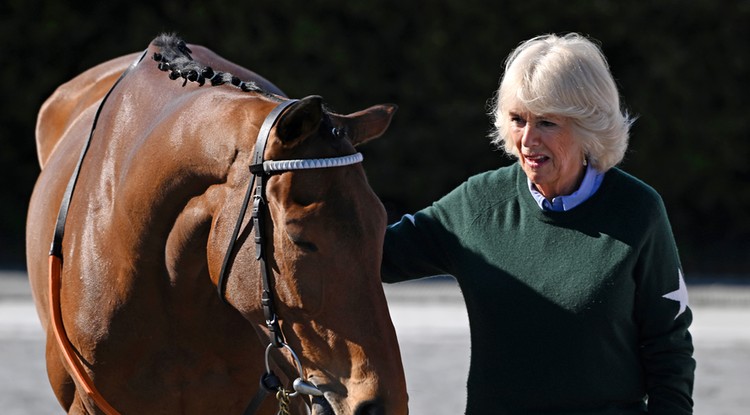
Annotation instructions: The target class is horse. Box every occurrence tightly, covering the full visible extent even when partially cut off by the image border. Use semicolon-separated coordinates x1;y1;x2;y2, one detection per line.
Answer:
26;34;408;415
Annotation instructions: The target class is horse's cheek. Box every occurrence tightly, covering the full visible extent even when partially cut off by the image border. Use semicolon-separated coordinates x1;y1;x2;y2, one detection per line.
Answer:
275;247;324;316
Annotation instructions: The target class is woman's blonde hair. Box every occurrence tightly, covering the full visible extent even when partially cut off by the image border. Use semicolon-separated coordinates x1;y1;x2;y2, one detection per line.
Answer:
488;33;634;171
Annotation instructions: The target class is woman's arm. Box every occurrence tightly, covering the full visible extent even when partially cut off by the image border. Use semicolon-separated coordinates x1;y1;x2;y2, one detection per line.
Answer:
634;198;696;414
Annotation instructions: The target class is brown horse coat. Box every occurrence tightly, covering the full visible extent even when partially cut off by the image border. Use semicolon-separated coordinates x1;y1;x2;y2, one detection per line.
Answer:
26;35;407;414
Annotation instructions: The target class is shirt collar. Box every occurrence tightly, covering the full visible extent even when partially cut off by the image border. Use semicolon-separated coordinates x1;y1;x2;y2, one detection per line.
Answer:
527;163;604;211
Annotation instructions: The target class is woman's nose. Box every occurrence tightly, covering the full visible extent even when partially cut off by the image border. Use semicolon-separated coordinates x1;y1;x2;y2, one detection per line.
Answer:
521;125;539;148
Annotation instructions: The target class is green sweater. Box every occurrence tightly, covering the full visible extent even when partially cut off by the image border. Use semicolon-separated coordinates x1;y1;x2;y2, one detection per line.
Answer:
383;164;695;414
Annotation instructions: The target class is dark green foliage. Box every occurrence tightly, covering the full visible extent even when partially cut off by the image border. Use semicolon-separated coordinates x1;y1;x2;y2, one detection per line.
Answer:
2;0;748;274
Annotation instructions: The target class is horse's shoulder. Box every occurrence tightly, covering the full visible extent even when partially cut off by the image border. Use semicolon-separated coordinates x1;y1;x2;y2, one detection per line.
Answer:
35;52;142;168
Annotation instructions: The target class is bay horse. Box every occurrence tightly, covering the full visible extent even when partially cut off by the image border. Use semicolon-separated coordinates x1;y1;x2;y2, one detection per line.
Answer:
26;34;407;414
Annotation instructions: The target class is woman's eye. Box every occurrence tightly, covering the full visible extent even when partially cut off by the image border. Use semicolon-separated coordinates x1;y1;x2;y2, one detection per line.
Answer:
509;115;525;126
539;120;556;128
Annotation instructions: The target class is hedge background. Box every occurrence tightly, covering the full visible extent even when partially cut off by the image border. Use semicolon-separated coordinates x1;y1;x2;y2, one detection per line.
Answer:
2;0;748;277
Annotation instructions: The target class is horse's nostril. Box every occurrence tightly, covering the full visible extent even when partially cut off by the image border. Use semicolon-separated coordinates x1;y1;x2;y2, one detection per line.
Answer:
354;400;386;415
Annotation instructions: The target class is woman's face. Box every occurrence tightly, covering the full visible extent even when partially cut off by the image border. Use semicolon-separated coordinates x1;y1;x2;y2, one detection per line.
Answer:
508;108;586;199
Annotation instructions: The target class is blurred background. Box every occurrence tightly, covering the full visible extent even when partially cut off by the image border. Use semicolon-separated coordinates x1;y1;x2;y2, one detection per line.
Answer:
1;0;748;277
1;2;749;413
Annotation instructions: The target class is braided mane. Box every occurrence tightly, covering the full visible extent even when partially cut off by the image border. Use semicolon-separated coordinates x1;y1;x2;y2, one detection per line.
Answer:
152;33;264;93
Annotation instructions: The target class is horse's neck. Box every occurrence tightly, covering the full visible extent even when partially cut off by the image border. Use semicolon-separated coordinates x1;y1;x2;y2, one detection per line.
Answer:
72;79;261;296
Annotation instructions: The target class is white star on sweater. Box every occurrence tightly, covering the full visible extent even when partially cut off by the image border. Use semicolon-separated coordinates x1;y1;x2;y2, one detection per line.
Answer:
662;268;689;319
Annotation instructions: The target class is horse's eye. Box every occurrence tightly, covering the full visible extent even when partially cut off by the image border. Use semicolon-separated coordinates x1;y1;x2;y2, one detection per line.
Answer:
295;240;318;252
287;232;318;253
331;127;346;139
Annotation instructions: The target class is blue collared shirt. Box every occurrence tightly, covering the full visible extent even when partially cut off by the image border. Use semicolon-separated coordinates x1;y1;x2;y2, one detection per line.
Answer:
528;164;604;211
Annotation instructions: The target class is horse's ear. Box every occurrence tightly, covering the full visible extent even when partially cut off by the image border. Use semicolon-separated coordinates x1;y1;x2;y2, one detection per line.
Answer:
340;104;397;146
275;95;323;145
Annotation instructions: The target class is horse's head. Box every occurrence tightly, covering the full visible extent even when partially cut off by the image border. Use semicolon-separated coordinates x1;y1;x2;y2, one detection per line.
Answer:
209;95;408;414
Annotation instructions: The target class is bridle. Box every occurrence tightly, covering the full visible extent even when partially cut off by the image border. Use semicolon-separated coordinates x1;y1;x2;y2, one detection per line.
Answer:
218;99;366;414
47;50;364;415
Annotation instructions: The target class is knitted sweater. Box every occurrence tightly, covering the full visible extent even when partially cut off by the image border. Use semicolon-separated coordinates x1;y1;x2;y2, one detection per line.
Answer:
382;164;695;414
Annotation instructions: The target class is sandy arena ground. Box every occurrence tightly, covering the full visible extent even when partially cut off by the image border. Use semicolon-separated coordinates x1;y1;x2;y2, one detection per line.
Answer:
1;272;747;414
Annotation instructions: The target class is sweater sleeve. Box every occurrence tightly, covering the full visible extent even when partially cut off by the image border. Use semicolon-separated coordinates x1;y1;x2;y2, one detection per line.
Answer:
381;210;451;283
633;196;696;414
381;176;480;283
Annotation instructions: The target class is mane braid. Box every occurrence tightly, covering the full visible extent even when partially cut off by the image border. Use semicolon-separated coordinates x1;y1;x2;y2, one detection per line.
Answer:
151;33;264;93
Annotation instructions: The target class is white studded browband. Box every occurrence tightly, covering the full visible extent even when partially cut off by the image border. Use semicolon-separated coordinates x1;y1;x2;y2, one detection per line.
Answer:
262;152;364;173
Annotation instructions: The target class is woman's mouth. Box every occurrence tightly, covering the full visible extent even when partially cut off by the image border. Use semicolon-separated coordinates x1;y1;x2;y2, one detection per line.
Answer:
524;154;549;168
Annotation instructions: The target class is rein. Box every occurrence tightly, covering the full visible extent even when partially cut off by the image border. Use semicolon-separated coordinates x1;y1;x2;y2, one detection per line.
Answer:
48;49;147;415
48;54;363;413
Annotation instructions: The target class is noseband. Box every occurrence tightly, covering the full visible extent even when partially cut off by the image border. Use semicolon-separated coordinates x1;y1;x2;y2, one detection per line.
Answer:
216;99;365;413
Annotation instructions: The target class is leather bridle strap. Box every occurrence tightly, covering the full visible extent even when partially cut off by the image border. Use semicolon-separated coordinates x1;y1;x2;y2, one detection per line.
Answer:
47;49;148;415
50;49;148;258
220;99;298;415
249;101;301;347
216;99;298;310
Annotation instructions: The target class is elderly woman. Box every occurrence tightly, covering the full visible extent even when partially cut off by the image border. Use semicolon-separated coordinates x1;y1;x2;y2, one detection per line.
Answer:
382;33;695;414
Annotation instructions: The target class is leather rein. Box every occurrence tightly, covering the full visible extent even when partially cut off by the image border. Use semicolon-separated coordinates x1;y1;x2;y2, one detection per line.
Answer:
48;51;364;414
